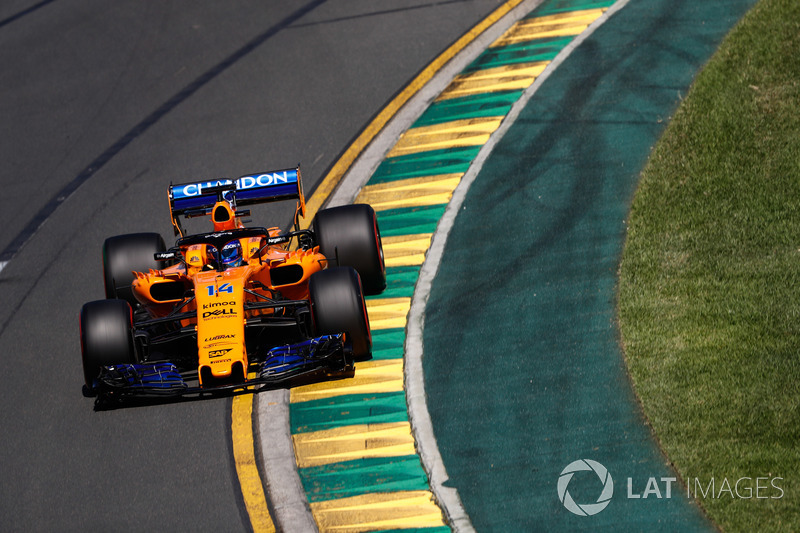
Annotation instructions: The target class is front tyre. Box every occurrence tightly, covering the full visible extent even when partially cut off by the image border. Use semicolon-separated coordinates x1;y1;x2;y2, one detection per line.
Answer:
309;267;371;361
312;204;386;295
80;299;138;390
103;232;166;306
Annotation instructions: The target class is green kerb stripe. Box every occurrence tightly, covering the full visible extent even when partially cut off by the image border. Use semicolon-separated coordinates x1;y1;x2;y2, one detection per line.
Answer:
533;0;615;16
370;146;481;184
464;36;571;73
300;455;431;502
413;91;522;128
376;205;448;237
292;391;409;434
370;266;421;300
370;327;406;360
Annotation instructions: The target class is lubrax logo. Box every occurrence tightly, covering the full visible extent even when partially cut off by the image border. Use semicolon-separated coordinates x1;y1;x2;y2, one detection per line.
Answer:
203;301;235;310
204;334;235;342
558;460;786;517
202;308;236;319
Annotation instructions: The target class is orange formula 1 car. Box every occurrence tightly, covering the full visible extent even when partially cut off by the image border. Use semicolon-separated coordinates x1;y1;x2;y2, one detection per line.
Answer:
79;167;385;404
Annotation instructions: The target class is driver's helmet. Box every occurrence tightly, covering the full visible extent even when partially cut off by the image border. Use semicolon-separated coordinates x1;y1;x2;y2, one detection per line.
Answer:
220;240;244;268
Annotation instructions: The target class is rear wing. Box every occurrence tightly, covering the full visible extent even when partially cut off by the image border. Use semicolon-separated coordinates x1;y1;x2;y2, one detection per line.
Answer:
168;167;306;235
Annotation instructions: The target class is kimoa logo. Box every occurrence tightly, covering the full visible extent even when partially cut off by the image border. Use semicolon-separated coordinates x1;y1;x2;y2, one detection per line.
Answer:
557;459;614;516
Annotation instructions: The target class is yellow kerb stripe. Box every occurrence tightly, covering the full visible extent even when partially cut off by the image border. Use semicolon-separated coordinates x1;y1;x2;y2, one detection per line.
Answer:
356;174;462;211
490;8;608;46
293;421;416;468
290;358;404;403
382;234;433;267
437;62;548;101
231;393;276;532
366;297;411;330
311;491;446;532
386;117;504;158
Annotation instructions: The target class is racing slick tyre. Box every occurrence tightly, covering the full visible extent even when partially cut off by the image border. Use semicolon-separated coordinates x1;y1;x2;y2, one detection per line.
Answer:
312;204;386;295
80;299;138;390
309;266;372;361
103;232;166;306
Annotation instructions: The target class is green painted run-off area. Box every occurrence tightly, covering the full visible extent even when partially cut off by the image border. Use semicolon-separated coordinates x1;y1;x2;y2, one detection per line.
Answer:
423;0;758;530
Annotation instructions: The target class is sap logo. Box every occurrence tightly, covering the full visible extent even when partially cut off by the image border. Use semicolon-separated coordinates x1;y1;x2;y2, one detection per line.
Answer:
202;308;236;318
204;334;235;342
208;349;232;358
202;301;235;310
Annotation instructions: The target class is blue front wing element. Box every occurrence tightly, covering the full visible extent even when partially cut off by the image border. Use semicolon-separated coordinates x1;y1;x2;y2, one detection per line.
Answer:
259;334;346;379
92;334;348;401
96;362;188;395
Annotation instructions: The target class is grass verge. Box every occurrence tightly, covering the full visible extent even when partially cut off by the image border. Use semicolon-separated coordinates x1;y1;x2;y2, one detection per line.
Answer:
618;0;800;530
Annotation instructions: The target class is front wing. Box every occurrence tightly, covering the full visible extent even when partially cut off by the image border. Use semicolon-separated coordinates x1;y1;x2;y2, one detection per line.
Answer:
92;334;349;402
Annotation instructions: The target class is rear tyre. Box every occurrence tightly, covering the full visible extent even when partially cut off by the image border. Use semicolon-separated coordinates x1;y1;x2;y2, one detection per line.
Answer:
80;299;137;389
103;232;166;306
309;267;371;360
312;204;386;295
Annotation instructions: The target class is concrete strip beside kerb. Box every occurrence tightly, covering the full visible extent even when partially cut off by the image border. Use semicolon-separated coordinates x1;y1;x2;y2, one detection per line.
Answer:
253;389;318;533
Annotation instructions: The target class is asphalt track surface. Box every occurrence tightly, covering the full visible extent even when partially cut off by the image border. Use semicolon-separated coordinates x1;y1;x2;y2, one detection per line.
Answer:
0;1;507;530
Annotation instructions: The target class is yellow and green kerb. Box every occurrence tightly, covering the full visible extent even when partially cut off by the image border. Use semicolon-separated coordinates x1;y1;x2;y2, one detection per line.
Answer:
288;1;617;531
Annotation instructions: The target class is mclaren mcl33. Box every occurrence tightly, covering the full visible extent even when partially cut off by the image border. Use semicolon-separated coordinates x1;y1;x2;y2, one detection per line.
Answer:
79;167;385;405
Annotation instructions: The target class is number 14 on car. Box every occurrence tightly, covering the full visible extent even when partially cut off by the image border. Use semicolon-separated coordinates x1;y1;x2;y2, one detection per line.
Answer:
207;283;234;296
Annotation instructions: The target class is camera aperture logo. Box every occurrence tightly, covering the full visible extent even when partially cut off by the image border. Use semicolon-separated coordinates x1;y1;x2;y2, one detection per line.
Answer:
557;459;614;516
